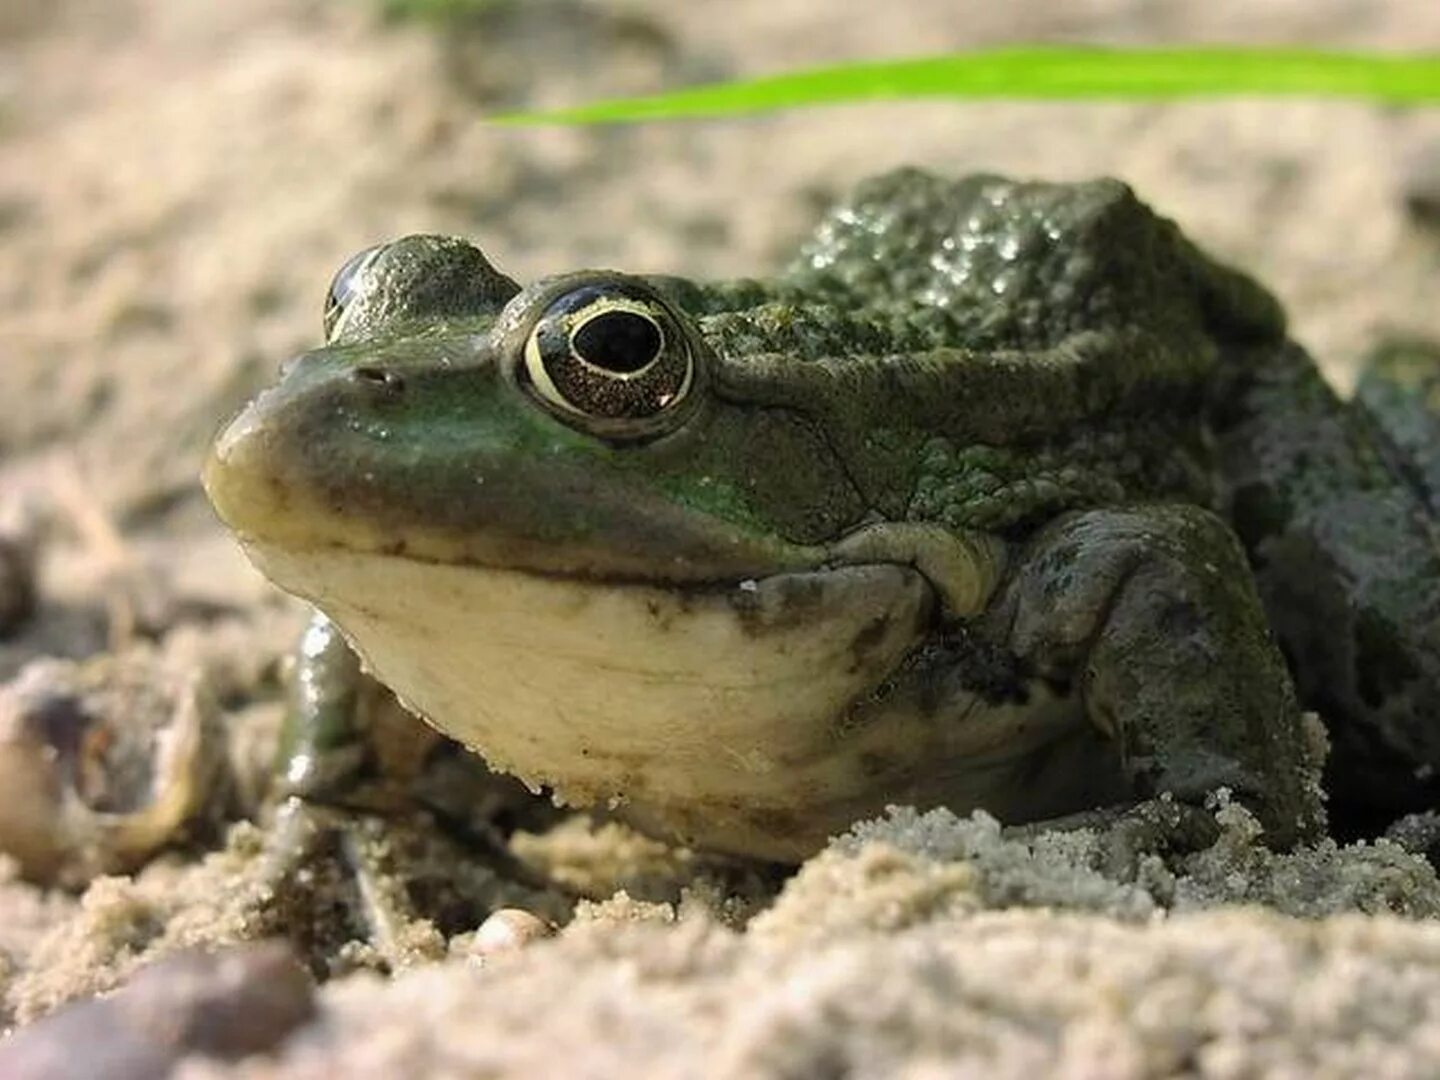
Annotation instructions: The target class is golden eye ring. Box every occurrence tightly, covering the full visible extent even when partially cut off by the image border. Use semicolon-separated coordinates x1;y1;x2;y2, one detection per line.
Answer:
520;280;697;438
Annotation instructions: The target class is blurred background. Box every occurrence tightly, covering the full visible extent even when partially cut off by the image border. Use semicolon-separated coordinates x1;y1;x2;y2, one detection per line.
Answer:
1;0;1439;668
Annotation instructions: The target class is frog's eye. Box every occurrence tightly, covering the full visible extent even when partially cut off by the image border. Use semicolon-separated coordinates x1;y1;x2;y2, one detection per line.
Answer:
323;243;386;342
521;283;695;436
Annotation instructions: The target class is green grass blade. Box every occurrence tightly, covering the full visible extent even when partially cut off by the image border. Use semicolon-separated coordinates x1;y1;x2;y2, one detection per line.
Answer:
494;47;1440;125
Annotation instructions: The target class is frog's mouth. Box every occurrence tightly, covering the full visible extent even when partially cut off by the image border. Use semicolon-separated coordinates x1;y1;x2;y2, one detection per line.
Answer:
203;377;1007;617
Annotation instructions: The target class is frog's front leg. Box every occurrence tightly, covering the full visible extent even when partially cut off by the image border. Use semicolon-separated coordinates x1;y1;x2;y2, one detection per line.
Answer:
992;503;1325;847
276;613;442;810
264;613;557;971
259;614;439;969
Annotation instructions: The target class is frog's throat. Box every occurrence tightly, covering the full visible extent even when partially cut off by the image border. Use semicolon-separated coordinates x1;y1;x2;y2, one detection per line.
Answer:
244;543;949;845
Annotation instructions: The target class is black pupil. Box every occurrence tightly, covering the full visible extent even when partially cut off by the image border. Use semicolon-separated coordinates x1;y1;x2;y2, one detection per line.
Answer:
571;310;661;374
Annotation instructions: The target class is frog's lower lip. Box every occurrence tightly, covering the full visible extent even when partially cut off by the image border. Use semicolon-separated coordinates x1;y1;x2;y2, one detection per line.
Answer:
205;400;1007;613
241;537;934;616
243;535;802;590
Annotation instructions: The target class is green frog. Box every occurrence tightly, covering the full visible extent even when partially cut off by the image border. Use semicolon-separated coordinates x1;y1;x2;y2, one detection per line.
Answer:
204;169;1440;865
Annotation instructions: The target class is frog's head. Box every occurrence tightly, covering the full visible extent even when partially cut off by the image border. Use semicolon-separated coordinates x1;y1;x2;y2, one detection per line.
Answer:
206;235;871;582
204;237;1004;859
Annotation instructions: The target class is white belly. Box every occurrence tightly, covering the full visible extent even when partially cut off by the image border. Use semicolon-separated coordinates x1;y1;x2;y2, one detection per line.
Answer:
247;545;1109;859
249;546;931;804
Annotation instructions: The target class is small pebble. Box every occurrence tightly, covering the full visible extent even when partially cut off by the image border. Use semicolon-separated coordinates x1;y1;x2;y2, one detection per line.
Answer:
0;941;315;1080
469;907;554;959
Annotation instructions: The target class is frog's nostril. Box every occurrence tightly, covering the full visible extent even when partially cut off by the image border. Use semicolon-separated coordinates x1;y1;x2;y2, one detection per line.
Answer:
352;366;406;393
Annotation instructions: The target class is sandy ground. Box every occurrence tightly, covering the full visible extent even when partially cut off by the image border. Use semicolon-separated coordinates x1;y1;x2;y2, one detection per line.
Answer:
4;0;1440;1076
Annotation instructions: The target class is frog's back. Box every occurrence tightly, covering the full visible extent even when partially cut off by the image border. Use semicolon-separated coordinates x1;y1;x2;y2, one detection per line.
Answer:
666;170;1288;534
670;171;1286;447
790;169;1283;352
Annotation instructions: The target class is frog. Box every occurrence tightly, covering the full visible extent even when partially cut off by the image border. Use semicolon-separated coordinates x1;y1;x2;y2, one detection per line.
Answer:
203;168;1440;872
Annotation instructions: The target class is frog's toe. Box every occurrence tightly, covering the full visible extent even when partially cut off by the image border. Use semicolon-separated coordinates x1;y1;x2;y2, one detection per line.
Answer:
1126;748;1264;815
1096;799;1224;881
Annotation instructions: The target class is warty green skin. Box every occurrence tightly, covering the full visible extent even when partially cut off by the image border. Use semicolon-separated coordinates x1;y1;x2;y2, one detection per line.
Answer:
207;169;1440;859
